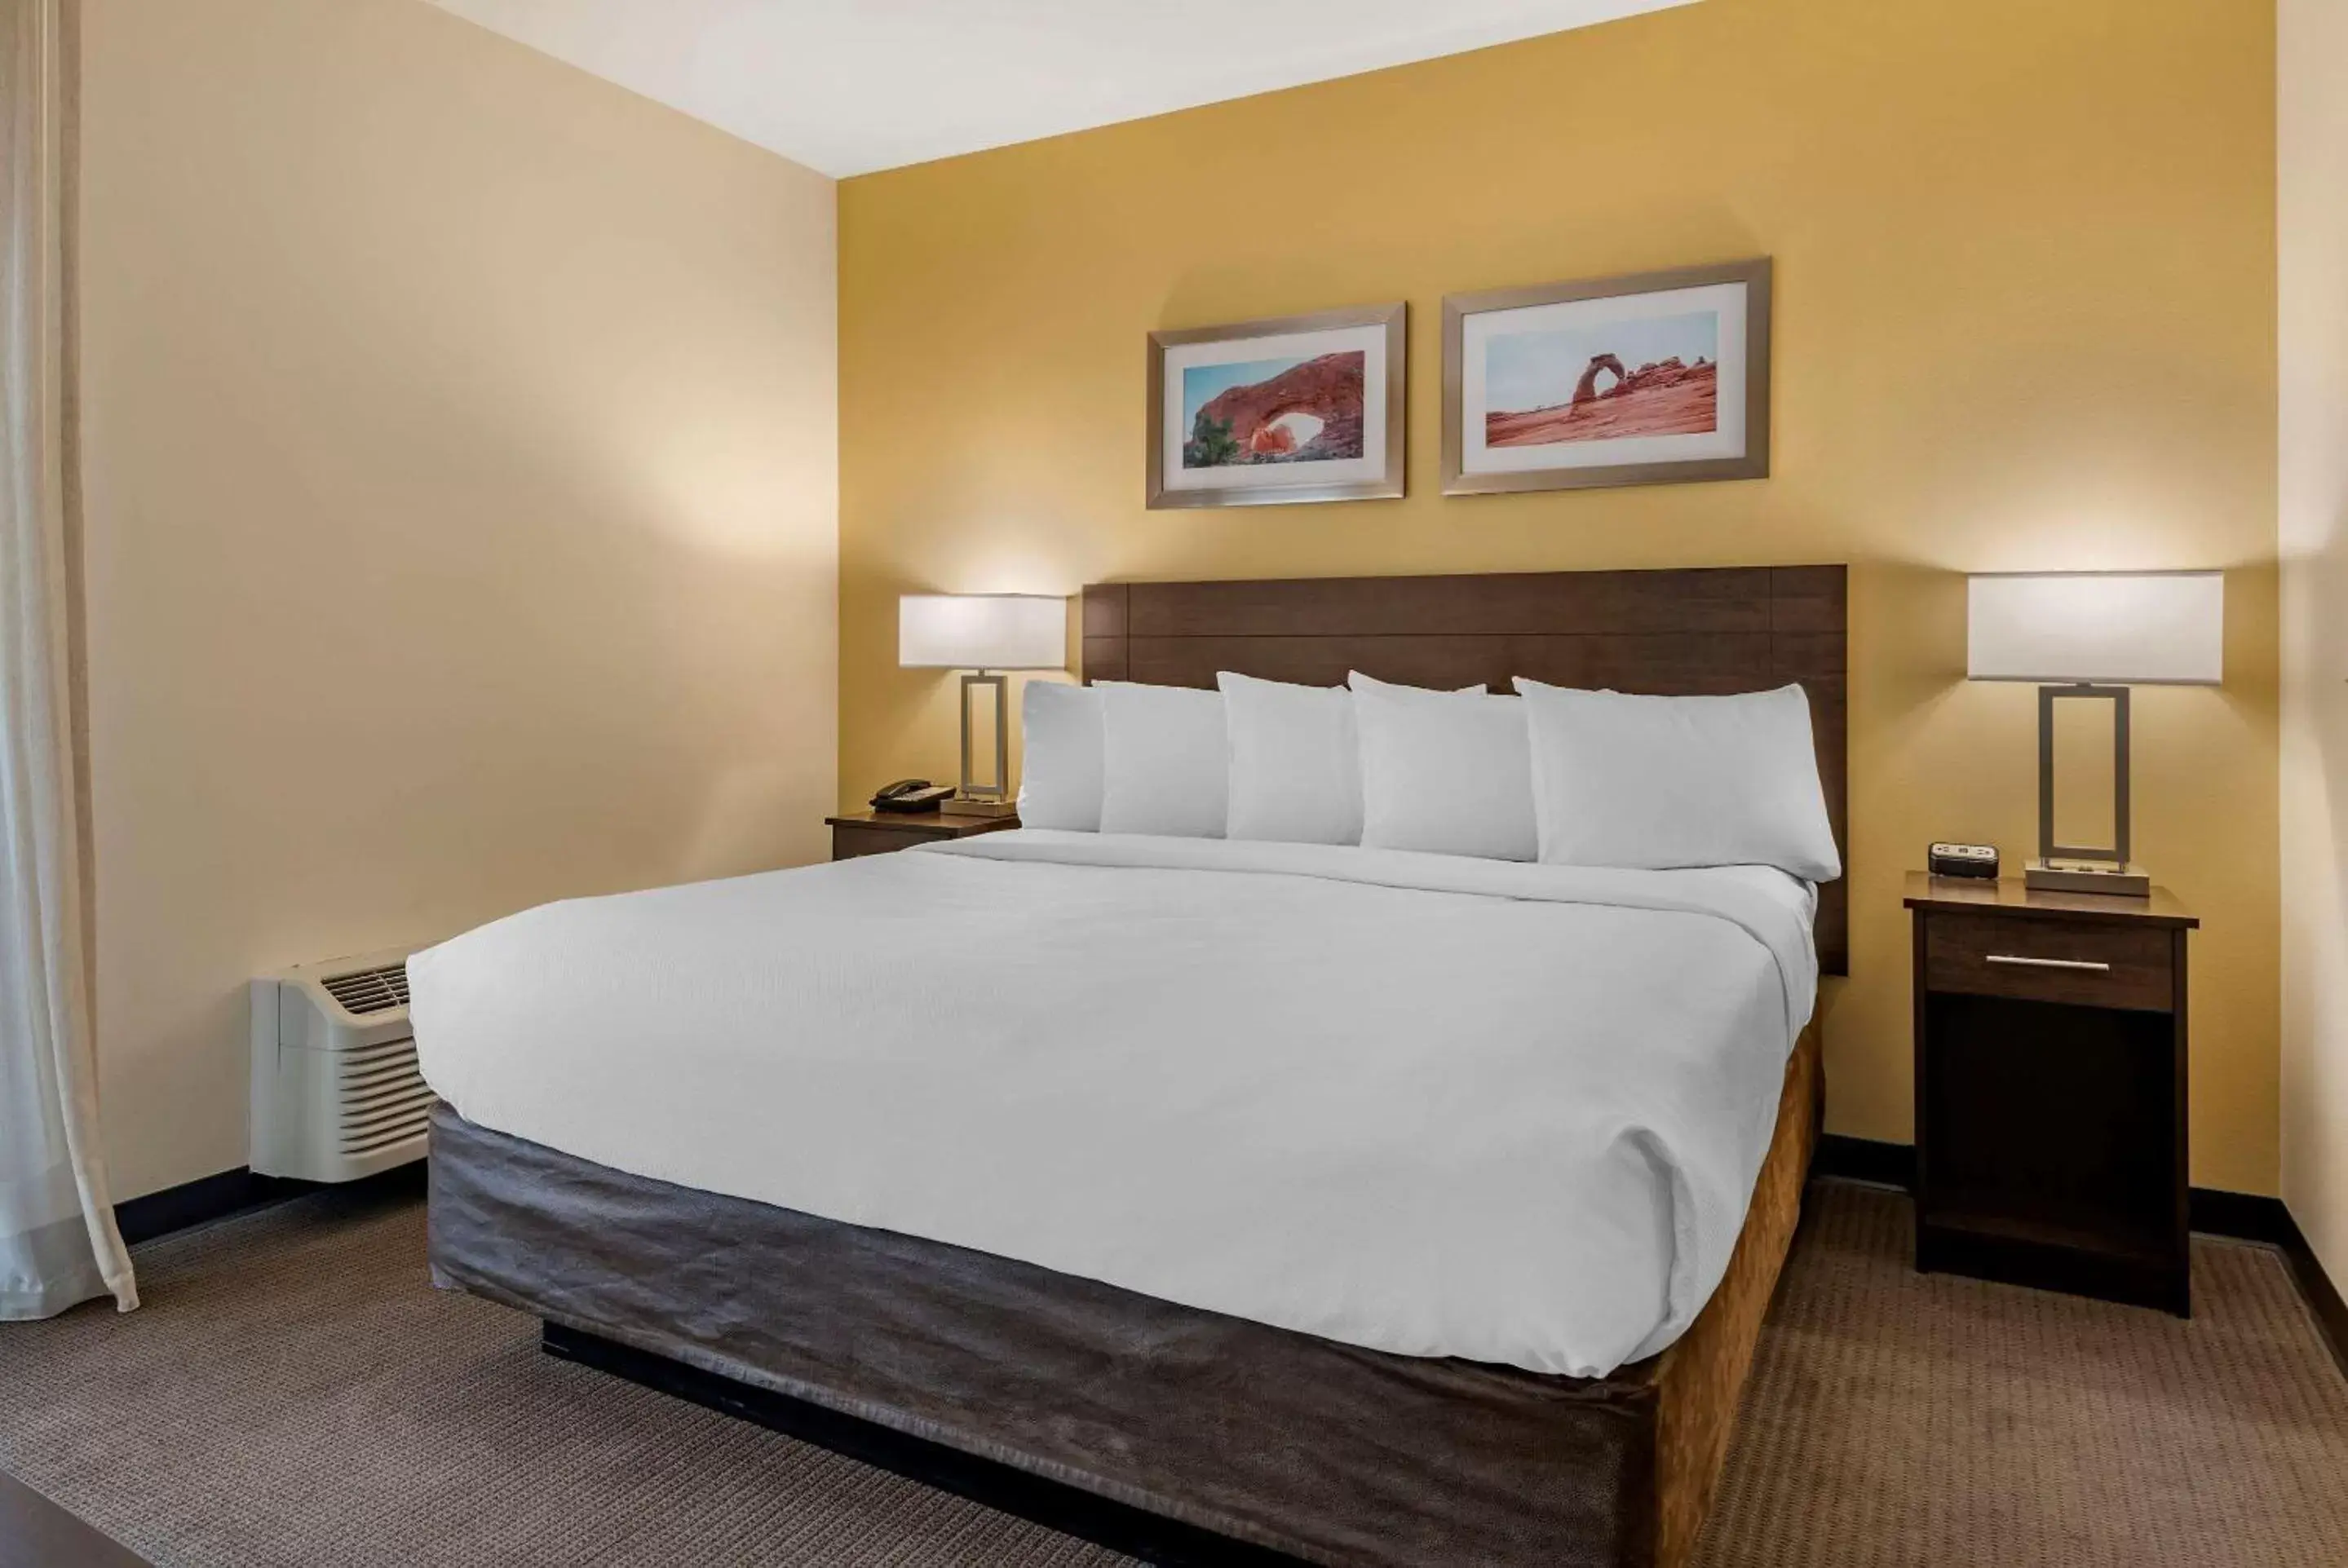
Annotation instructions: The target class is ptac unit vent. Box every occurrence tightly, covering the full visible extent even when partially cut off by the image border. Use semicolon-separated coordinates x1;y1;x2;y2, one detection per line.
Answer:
250;947;430;1182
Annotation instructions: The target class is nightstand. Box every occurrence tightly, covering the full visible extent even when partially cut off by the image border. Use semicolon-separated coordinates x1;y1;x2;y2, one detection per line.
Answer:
1904;872;2197;1315
825;808;1019;861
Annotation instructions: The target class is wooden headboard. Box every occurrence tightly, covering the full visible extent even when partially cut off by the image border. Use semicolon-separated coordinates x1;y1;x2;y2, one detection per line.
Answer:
1079;565;1849;975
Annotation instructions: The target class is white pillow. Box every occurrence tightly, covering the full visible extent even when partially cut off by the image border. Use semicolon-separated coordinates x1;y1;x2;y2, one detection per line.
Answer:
1097;682;1227;838
1217;672;1361;845
1347;672;1537;861
1513;679;1841;880
1016;680;1102;831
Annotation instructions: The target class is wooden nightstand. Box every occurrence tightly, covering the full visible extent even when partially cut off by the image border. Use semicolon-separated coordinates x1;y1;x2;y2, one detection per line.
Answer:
825;809;1019;861
1904;872;2197;1315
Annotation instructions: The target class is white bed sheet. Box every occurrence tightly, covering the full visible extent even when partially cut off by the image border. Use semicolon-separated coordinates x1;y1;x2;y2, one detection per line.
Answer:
409;830;1818;1378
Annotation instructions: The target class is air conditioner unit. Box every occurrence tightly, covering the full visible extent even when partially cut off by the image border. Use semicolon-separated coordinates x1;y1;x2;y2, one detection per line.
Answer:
250;945;431;1182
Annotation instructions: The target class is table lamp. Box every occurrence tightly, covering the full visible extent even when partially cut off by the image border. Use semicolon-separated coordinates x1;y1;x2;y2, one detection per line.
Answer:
898;594;1067;815
1966;571;2223;897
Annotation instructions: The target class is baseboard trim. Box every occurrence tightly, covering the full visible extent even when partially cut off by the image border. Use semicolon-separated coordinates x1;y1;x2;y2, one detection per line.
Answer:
1811;1134;2348;1376
113;1168;289;1246
113;1161;425;1247
2284;1228;2348;1381
1815;1135;2290;1241
1811;1133;1914;1190
2187;1186;2296;1246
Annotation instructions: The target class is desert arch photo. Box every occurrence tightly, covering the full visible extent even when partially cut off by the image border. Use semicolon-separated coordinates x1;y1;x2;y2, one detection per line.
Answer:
1444;258;1771;495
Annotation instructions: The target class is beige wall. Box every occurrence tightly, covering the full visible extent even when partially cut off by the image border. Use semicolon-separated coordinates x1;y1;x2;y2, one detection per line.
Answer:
840;0;2282;1190
77;0;838;1199
2279;0;2348;1274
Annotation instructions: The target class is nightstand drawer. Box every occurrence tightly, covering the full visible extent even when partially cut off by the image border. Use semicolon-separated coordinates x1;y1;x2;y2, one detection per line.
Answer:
1924;912;2173;1012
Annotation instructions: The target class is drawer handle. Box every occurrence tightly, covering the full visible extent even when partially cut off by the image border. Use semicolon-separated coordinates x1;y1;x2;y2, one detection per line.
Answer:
1984;953;2111;973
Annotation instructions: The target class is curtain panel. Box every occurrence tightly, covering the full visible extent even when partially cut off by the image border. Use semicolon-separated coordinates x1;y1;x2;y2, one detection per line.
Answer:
1;0;135;1320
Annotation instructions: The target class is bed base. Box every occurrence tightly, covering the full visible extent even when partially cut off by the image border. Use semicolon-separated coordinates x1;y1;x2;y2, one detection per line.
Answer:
431;1023;1819;1568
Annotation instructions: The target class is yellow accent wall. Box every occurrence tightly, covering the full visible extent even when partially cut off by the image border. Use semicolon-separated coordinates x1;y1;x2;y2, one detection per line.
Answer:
839;0;2279;1190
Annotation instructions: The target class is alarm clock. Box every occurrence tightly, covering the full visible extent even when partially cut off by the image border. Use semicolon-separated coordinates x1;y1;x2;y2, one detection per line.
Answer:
1928;842;2000;880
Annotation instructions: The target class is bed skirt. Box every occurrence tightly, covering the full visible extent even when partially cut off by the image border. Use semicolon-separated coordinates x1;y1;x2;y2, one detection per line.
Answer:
427;1021;1820;1568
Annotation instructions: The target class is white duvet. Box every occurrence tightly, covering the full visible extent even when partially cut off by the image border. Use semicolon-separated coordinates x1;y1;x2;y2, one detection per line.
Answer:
409;831;1817;1378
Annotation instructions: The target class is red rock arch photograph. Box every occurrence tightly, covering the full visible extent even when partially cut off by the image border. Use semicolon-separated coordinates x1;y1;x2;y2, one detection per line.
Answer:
1443;258;1772;497
1147;303;1407;510
1181;350;1366;468
1482;311;1720;448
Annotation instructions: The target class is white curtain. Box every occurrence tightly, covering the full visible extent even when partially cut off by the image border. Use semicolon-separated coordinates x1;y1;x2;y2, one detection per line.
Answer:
1;0;134;1320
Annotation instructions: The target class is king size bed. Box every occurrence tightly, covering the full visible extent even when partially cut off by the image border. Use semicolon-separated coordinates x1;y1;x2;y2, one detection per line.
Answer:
415;565;1848;1568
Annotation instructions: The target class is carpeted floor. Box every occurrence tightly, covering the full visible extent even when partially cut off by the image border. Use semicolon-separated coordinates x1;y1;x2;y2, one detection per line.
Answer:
1694;1186;2348;1567
3;1179;2345;1567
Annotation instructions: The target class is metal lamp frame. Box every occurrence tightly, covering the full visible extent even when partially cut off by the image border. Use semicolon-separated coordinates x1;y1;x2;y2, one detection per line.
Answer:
955;671;1014;815
2030;682;2147;896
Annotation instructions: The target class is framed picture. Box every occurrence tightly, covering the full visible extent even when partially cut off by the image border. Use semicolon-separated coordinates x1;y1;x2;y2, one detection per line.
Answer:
1146;303;1406;510
1442;258;1771;496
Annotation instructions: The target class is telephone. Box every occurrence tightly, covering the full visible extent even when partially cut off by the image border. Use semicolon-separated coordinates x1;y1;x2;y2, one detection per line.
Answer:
869;778;955;814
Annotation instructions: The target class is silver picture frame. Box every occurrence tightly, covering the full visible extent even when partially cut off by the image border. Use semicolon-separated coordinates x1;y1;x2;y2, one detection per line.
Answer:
1145;303;1408;510
1442;258;1771;496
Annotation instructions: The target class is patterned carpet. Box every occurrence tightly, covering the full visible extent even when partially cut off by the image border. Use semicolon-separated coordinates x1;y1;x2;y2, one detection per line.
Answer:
1694;1185;2348;1567
2;1178;2345;1566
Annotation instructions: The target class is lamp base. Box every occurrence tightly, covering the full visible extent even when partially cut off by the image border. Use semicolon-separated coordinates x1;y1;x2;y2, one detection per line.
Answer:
945;795;1018;818
2024;859;2151;899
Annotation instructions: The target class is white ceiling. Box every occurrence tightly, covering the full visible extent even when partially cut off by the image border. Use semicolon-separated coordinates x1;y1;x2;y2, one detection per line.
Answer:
427;0;1696;178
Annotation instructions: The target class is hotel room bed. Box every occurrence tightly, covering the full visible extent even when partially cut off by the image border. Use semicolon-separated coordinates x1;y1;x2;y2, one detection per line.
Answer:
418;566;1848;1568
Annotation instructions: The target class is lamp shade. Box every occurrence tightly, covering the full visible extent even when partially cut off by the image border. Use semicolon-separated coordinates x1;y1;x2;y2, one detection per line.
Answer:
1966;572;2223;685
898;594;1066;670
